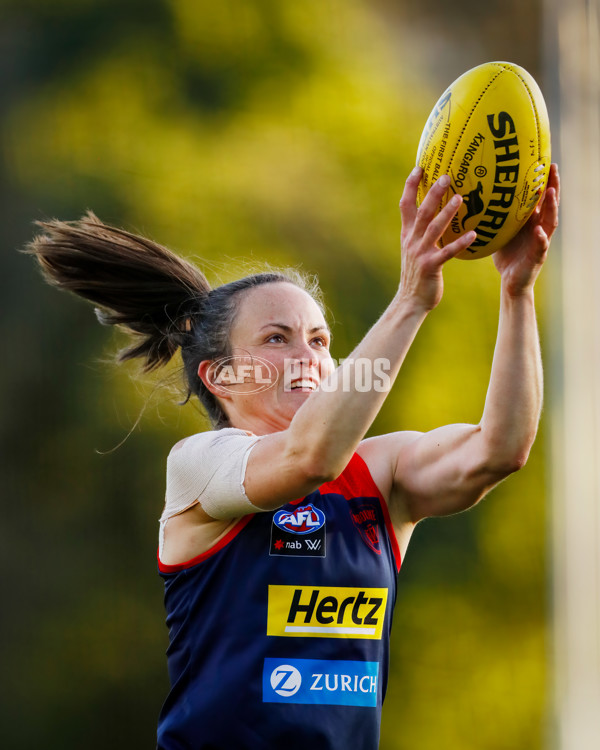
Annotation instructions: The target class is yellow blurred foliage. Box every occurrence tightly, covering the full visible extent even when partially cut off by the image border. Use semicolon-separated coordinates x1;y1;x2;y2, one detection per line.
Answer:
5;1;549;747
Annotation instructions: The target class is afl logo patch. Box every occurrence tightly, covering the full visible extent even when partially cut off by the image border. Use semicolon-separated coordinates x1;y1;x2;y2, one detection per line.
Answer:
271;504;326;558
274;505;325;534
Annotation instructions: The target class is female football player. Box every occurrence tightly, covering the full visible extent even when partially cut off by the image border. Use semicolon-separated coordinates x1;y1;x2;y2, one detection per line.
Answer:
25;164;559;749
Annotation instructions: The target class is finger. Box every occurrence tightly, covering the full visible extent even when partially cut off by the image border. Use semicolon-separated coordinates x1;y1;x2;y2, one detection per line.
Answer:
528;224;551;265
422;192;463;246
537;163;559;213
529;192;546;226
438;230;478;263
540;186;559;238
548;163;560;205
412;175;453;235
399;166;423;227
534;223;549;247
530;179;552;225
537;169;558;217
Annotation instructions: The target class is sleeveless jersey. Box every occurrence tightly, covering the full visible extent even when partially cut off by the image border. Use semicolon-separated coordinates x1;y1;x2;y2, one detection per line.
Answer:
156;453;401;750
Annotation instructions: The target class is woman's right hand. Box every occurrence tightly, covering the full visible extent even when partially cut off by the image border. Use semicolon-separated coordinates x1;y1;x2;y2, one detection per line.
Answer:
398;168;476;312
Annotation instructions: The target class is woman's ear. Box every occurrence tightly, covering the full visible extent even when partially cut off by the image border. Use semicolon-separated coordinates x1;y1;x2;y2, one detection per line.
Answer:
198;360;234;401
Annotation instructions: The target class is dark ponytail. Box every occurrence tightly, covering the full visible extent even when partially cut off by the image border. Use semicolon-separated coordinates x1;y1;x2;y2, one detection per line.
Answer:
25;211;209;372
24;212;324;427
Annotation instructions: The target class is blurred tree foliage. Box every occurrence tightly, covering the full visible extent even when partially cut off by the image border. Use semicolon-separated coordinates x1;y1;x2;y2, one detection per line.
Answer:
1;0;547;748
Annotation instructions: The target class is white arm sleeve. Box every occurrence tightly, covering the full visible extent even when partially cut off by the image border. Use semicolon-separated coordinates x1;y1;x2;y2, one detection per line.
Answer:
161;428;263;523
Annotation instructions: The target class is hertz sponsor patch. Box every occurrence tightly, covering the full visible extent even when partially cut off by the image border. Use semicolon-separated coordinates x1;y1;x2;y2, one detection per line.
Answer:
267;585;388;639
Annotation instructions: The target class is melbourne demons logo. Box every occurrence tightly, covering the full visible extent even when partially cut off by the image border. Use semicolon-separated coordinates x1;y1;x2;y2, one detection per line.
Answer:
274;505;326;535
347;498;381;556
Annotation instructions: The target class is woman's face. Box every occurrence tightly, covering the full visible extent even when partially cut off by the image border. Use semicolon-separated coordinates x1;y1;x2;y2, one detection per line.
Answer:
209;282;334;434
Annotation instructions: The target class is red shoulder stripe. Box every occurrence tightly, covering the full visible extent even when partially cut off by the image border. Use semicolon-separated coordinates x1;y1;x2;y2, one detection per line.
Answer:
321;453;401;572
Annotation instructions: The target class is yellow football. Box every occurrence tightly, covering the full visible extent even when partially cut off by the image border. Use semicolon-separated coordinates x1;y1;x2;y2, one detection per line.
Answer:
416;61;551;260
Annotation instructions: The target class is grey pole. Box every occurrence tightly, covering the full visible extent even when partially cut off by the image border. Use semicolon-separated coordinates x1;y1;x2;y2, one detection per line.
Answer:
545;1;600;748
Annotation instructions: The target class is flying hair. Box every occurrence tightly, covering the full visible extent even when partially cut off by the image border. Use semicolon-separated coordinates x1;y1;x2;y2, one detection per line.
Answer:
24;211;210;372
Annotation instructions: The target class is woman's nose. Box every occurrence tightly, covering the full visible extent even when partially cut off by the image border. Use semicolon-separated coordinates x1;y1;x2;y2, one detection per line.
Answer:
291;339;319;366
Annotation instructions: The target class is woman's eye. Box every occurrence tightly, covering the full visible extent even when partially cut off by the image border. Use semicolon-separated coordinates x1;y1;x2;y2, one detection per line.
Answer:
312;337;328;347
267;334;284;343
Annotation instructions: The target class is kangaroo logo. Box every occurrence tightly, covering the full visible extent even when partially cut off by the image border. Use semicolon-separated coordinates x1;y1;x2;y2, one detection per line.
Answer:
461;181;485;228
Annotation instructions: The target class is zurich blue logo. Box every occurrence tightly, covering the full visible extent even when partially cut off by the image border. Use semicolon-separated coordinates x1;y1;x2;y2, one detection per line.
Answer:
273;504;326;535
263;658;379;707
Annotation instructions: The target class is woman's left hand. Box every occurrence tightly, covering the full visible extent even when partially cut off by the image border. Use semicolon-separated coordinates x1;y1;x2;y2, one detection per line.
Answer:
493;163;560;295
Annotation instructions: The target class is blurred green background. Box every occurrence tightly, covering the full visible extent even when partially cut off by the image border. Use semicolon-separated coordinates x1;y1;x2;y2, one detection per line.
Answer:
2;1;550;748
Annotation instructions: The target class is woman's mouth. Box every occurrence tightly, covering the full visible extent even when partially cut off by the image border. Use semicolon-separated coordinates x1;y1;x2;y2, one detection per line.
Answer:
289;379;318;392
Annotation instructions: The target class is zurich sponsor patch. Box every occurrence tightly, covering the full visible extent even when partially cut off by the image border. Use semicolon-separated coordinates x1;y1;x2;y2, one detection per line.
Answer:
270;504;326;557
263;658;379;707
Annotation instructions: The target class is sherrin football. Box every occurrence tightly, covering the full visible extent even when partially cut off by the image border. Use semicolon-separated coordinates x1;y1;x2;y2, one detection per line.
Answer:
416;61;551;260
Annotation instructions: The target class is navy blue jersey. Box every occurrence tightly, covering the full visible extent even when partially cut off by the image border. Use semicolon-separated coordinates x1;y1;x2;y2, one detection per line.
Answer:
157;453;401;750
